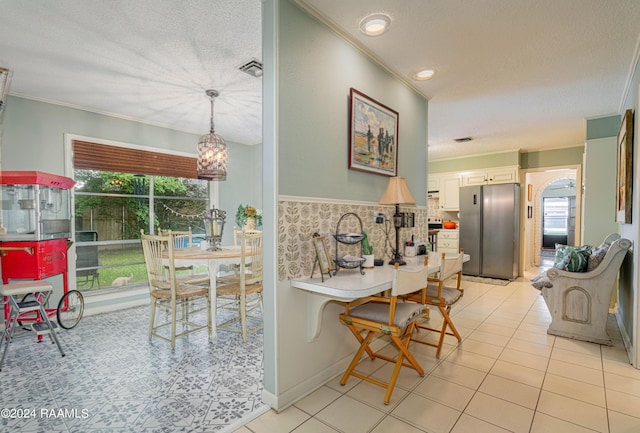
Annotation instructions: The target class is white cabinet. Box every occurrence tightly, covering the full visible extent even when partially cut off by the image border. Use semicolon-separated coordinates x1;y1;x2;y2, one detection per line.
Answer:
437;229;459;253
487;167;518;184
462;167;518;186
430;166;518;210
440;175;461;211
463;172;489;186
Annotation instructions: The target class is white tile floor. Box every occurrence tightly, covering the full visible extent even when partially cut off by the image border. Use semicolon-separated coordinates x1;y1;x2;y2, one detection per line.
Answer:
237;268;640;433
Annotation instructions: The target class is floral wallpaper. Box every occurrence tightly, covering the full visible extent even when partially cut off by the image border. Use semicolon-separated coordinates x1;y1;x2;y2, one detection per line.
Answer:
278;198;428;281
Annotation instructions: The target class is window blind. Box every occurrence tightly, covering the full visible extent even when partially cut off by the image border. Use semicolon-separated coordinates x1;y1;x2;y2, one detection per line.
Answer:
72;140;197;179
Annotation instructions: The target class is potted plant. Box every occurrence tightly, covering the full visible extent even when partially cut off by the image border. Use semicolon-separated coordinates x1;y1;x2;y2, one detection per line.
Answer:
236;204;263;230
361;230;374;268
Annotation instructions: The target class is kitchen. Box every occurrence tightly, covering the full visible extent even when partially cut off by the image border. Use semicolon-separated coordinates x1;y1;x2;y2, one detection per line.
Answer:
427;164;520;280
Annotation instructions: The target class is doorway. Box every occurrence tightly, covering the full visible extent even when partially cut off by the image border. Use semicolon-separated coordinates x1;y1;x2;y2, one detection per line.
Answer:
523;168;580;270
541;179;577;248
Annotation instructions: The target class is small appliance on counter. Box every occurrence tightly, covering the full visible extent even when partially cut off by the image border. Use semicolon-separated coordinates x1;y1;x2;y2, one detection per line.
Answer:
427;217;442;230
427;217;442;252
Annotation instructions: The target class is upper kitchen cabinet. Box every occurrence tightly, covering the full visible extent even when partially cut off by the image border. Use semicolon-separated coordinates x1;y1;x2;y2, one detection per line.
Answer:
440;174;462;210
462;166;519;186
428;165;520;211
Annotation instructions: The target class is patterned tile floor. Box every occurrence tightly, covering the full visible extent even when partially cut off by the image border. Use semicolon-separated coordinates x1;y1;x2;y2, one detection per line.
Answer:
0;299;265;433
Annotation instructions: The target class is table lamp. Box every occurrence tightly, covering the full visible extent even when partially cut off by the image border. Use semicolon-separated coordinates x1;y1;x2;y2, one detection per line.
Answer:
379;176;415;265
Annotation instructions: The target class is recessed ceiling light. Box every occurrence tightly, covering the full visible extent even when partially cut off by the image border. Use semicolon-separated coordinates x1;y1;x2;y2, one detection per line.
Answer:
359;14;391;36
413;69;436;81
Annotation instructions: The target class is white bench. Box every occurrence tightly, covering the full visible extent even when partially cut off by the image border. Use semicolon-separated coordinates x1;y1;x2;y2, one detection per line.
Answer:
540;234;631;345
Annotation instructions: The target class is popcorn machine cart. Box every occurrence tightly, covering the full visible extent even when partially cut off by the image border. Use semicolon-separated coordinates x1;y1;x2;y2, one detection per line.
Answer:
0;171;84;329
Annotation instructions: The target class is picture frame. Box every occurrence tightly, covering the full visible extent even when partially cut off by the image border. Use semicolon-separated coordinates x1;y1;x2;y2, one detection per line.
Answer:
348;88;399;176
311;235;334;281
527;205;533;219
616;109;634;224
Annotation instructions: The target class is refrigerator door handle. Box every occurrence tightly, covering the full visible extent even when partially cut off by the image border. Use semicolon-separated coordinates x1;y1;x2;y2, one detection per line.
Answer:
473;194;477;205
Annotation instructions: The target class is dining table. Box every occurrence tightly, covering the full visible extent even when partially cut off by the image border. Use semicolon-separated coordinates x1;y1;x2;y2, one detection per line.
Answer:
172;245;252;341
291;252;470;341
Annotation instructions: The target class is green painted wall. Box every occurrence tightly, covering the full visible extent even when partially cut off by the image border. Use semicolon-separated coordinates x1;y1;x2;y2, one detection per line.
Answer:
0;96;260;242
266;0;428;409
586;115;621;140
581;136;617;246
618;49;640;362
428;147;584;174
520;147;584;169
277;1;427;204
429;150;519;173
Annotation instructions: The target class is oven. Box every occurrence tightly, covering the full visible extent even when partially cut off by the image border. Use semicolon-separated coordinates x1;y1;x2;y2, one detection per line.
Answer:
427;217;442;251
427;217;443;230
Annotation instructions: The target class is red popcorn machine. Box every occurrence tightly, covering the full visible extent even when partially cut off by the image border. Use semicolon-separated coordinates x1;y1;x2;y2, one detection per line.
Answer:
0;171;82;328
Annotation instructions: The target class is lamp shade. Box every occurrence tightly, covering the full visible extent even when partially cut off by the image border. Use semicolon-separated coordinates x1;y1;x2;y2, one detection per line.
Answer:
379;176;416;205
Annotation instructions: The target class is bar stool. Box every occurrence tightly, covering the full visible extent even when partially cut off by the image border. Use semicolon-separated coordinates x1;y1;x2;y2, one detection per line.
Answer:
0;281;65;370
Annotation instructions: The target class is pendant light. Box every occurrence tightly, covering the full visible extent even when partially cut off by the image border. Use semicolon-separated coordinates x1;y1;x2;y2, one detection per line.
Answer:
0;67;12;112
197;89;227;180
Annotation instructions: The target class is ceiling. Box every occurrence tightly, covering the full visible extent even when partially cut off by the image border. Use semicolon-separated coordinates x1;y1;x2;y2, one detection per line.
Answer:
1;1;640;161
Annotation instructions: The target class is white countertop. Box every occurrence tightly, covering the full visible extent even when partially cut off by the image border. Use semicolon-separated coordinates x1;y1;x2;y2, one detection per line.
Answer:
291;253;469;341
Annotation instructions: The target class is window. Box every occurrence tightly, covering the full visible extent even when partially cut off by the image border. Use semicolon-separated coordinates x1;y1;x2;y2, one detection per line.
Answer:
74;170;209;291
71;138;210;291
543;197;569;235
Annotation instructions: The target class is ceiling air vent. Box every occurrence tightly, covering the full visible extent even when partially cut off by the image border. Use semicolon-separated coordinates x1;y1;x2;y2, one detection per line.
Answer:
454;136;473;143
238;58;263;77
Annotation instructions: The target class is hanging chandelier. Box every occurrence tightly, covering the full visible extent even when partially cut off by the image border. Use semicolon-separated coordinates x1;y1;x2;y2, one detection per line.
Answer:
0;67;12;112
197;89;227;181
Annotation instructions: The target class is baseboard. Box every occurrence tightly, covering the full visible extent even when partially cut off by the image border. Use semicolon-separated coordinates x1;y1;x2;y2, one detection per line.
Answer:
82;287;149;317
615;309;635;366
260;338;389;412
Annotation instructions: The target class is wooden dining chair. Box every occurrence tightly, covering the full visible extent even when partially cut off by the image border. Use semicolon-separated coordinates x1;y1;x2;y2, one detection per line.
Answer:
157;228;210;285
140;231;212;349
216;230;263;341
407;250;465;357
160;227;193;248
338;261;429;404
232;226;243;246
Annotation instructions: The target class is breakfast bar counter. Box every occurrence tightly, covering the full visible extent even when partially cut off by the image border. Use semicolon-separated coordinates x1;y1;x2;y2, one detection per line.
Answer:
291;254;468;341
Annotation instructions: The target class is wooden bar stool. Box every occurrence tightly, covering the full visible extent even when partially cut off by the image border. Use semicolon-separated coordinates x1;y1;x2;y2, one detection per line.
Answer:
0;281;65;370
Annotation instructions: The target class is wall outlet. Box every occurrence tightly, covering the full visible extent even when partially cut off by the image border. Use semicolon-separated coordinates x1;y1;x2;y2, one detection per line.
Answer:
374;212;385;223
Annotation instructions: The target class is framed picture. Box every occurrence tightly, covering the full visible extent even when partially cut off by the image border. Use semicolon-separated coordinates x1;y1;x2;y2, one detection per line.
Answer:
312;235;334;280
616;109;634;224
349;88;399;176
527;205;533;219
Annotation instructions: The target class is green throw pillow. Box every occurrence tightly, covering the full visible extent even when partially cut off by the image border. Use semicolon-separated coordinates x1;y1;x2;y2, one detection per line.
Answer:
553;244;592;272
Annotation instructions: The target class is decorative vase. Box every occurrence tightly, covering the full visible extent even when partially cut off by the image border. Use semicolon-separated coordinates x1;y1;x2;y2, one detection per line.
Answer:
244;217;256;231
363;254;375;269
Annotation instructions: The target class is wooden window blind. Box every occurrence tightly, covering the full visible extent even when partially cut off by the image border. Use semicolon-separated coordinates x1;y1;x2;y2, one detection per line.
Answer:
72;140;197;179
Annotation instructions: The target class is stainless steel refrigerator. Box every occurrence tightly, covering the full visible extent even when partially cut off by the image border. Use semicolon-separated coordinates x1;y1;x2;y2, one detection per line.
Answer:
459;183;520;280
